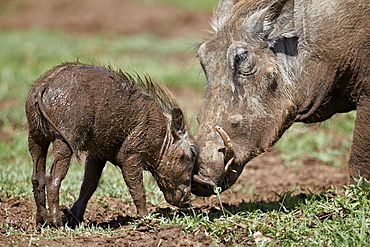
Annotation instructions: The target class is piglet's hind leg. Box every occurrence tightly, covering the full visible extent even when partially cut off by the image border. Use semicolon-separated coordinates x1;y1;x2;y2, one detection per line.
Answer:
29;134;50;226
45;138;72;228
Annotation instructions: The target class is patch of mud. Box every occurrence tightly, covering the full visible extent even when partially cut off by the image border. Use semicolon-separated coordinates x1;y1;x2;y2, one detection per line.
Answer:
20;223;212;247
0;197;215;247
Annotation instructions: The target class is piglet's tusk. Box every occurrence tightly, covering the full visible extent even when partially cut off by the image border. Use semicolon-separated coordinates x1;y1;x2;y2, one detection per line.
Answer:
215;126;235;163
193;174;217;188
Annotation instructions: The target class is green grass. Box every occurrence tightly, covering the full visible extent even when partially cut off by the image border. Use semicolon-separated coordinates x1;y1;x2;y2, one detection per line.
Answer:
0;25;367;245
160;182;370;246
276;112;355;167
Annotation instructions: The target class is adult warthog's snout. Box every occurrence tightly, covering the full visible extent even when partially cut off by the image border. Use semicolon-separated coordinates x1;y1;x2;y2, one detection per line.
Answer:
192;126;239;196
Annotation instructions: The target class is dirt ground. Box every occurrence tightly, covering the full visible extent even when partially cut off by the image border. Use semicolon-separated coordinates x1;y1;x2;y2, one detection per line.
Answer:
0;0;350;246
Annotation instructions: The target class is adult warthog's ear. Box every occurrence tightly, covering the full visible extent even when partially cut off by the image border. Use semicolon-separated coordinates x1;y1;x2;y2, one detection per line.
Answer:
171;108;186;139
263;0;296;40
243;0;296;41
211;0;239;32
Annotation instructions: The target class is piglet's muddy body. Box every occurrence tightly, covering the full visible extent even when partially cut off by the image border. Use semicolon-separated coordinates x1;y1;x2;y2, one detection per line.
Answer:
25;62;197;228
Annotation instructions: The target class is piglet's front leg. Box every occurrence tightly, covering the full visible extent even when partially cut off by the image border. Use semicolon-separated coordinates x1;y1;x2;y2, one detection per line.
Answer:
116;151;148;216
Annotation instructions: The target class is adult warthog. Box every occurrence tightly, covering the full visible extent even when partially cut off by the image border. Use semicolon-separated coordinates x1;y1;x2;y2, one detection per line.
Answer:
192;0;370;196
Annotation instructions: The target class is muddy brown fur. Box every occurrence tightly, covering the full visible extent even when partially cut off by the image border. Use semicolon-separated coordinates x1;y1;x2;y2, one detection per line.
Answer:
192;0;370;196
25;62;198;228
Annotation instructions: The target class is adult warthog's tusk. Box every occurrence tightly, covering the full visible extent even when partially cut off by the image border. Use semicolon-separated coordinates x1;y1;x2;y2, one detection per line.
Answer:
193;174;217;188
215;126;235;164
224;157;234;173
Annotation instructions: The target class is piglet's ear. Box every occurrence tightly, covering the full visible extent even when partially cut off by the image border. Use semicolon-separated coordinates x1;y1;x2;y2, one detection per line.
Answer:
171;108;186;139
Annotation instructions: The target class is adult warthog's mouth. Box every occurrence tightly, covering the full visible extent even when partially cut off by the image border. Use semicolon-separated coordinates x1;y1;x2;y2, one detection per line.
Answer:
191;174;217;196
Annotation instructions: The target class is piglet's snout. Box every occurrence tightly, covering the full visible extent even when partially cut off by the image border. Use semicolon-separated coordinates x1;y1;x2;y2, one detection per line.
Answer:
178;185;191;207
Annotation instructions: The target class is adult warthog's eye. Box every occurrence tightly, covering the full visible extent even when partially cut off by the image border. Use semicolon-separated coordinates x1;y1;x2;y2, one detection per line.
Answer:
228;43;257;77
235;51;249;64
235;50;257;76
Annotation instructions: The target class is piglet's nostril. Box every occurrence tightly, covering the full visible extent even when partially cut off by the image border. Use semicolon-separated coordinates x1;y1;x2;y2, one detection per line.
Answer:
178;184;188;192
